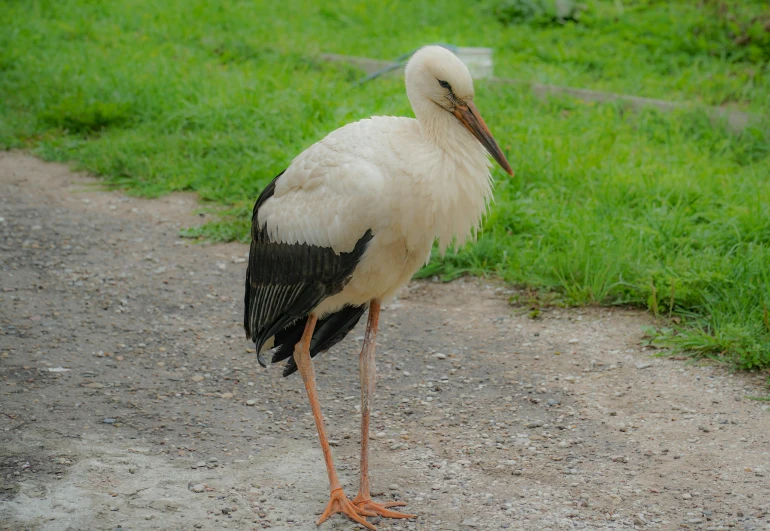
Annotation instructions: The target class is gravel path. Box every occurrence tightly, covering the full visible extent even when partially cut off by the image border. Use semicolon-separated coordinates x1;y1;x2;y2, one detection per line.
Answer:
1;152;769;531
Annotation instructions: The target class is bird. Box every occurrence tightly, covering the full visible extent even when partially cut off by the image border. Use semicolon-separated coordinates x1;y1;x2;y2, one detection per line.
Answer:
244;45;513;530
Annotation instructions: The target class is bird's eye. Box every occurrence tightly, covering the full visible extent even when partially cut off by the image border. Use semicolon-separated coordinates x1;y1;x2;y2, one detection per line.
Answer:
438;79;451;90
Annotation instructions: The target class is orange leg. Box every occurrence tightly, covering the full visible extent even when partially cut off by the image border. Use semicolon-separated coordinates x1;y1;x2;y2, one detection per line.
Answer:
293;315;376;530
352;300;417;520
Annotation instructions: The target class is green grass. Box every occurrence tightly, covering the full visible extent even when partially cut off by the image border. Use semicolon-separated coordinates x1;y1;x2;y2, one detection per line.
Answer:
1;0;769;370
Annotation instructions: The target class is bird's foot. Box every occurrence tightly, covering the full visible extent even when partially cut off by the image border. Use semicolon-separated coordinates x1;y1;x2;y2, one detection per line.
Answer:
317;488;377;530
353;493;417;519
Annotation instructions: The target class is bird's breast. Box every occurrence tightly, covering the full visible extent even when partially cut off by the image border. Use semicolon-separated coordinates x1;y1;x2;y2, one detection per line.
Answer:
389;144;493;253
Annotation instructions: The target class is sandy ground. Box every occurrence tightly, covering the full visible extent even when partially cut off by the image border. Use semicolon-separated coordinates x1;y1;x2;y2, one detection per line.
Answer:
1;152;769;531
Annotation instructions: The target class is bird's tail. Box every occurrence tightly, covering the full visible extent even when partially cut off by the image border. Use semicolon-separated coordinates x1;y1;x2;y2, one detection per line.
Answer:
268;304;367;376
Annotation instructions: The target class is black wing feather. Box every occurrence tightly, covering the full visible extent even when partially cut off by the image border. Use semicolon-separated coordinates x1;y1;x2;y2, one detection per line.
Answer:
244;170;372;370
271;304;367;376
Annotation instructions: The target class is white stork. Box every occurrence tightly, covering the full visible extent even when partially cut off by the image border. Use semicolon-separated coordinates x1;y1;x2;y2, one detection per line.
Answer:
244;45;513;529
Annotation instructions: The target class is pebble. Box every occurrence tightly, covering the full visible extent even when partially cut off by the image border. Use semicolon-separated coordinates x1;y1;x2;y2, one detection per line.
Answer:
636;362;653;369
128;447;150;454
388;484;400;490
527;421;543;429
434;353;447;359
191;375;205;382
682;492;692;500
611;455;629;463
220;392;234;399
103;418;117;424
245;399;257;406
191;484;205;493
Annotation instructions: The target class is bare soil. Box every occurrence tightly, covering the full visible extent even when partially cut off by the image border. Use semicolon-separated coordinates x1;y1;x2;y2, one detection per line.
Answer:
1;152;769;531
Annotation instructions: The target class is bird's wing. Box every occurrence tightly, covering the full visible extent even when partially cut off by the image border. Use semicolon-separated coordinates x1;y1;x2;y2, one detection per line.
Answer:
256;120;401;253
244;168;373;365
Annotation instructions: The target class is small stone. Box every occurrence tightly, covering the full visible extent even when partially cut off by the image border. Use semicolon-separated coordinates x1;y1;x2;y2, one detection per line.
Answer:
635;362;653;369
698;425;710;433
527;421;543;429
220;392;234;399
681;492;692;500
434;353;447;360
611;455;628;463
568;338;579;344
128;447;150;454
546;399;560;406
103;418;117;424
192;484;205;493
109;505;119;511
196;461;206;468
245;399;257;406
388;484;400;490
191;375;205;382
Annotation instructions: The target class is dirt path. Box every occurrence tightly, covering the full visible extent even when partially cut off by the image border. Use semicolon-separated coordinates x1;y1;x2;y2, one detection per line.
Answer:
1;152;769;531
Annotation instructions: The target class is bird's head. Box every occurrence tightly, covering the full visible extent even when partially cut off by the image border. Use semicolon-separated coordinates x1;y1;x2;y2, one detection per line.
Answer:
405;45;513;176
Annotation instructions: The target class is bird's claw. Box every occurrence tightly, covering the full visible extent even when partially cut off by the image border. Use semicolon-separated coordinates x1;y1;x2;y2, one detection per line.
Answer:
317;488;377;530
353;493;417;519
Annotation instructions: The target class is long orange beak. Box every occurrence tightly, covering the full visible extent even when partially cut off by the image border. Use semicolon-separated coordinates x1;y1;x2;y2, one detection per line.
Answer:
453;101;514;176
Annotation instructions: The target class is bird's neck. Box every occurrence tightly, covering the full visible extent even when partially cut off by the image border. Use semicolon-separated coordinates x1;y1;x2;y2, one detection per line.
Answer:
412;99;485;159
